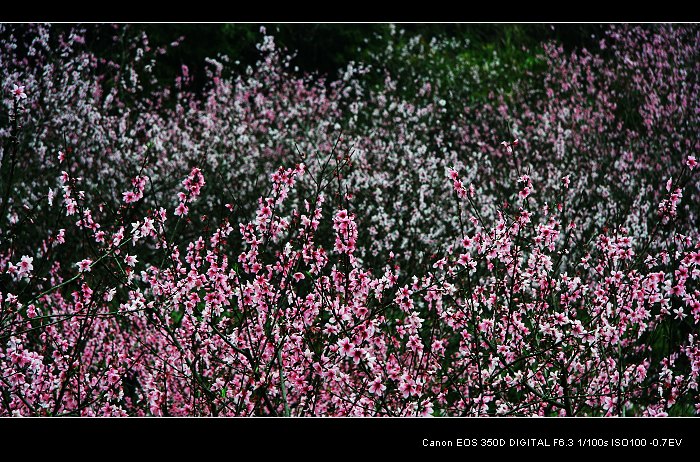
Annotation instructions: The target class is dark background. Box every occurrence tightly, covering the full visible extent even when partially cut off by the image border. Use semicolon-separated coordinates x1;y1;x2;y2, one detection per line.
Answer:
47;24;609;91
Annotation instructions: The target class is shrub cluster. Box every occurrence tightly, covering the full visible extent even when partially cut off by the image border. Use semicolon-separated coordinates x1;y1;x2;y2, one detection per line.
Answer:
0;24;698;416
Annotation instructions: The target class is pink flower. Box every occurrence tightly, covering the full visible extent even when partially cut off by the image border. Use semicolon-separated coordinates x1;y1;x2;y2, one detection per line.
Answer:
398;379;416;399
369;378;386;395
106;368;120;385
174;202;189;216
11;84;27;100
635;364;647;381
76;259;92;272
687;156;697;170
17;256;33;277
518;186;531;199
122;191;142;204
337;338;355;358
457;253;471;266
124;255;138;267
351;348;364;364
501;140;513;154
407;335;423;352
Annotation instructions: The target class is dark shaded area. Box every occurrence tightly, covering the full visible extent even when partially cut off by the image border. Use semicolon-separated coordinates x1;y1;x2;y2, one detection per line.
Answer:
39;24;610;92
148;23;607;75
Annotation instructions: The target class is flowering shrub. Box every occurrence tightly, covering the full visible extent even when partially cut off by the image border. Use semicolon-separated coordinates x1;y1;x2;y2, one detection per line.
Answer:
0;24;698;416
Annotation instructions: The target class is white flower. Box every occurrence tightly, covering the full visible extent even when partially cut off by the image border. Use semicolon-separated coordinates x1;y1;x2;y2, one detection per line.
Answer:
11;84;27;100
105;288;117;302
17;256;33;278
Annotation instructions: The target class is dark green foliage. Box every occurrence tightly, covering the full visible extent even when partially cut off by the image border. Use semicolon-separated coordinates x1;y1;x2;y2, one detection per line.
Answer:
56;23;611;92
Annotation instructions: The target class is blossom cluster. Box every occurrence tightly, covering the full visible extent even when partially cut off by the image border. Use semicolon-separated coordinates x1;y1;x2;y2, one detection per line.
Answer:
0;24;698;416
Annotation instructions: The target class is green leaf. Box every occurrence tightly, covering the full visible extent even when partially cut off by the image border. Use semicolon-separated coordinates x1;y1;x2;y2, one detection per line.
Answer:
171;310;184;326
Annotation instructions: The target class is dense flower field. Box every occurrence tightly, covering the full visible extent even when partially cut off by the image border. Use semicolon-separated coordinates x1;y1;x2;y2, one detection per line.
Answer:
0;24;698;416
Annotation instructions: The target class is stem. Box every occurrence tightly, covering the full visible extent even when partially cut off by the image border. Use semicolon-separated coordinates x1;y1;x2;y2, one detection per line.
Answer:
277;344;290;417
